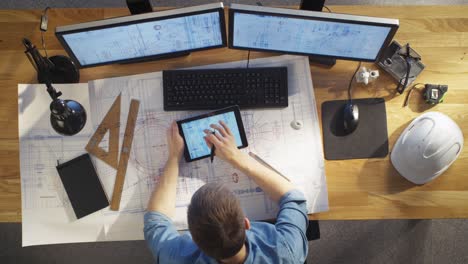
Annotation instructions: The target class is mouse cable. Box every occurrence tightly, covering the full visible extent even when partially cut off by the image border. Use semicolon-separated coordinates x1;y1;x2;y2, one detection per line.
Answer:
323;5;332;12
347;61;362;101
246;50;251;68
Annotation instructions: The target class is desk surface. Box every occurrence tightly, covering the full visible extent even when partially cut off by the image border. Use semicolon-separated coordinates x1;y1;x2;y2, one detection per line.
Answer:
1;6;467;222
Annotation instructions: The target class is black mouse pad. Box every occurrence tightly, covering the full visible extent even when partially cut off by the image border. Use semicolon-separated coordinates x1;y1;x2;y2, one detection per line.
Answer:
56;154;109;219
321;98;388;160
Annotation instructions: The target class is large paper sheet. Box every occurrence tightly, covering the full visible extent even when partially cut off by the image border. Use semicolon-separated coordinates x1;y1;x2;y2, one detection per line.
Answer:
19;55;328;246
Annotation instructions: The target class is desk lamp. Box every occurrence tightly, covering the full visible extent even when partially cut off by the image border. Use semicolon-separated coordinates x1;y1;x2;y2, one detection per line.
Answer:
22;38;86;136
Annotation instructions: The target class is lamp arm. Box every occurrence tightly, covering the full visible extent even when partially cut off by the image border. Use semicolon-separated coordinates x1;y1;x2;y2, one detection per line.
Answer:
22;38;62;100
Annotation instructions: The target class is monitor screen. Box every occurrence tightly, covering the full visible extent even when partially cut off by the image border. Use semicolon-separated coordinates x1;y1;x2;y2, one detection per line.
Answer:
229;4;399;62
56;3;226;68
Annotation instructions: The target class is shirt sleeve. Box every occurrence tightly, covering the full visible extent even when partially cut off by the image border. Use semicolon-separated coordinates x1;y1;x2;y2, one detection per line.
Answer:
275;189;309;263
144;211;200;264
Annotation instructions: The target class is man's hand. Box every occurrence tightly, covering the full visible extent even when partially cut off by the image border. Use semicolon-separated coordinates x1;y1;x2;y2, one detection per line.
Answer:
147;121;184;217
204;120;244;165
205;121;294;202
167;121;184;161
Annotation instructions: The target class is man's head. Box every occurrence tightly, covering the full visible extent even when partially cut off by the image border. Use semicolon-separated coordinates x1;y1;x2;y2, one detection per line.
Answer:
187;183;247;260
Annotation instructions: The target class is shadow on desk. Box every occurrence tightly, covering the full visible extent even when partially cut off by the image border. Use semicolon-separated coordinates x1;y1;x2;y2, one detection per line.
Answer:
358;120;415;196
408;98;436;113
18;85;38;114
312;66;400;103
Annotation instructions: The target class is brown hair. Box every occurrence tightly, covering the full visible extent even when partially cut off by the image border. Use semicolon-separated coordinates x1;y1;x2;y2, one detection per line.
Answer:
187;183;246;260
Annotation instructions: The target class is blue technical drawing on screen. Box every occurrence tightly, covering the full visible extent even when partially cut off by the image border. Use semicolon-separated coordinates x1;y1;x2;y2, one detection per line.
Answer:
233;13;391;60
63;12;223;65
181;112;243;160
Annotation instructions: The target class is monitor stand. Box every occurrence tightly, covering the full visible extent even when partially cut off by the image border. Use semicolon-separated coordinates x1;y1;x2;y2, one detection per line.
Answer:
124;0;191;62
126;0;153;15
120;51;191;65
300;0;336;67
300;0;326;11
308;56;336;67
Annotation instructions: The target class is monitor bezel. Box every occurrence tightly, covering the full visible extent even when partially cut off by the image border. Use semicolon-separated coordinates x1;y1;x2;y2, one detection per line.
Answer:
228;5;399;62
55;4;227;68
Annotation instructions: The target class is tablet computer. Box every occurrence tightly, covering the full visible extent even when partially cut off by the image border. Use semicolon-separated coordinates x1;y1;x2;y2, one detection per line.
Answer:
177;106;248;162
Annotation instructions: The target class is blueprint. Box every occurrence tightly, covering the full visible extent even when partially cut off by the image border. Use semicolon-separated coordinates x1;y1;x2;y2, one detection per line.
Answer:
63;11;223;66
19;55;328;246
233;12;391;60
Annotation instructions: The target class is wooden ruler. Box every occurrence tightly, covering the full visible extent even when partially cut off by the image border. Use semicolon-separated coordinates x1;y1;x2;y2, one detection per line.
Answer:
109;99;140;211
86;95;140;211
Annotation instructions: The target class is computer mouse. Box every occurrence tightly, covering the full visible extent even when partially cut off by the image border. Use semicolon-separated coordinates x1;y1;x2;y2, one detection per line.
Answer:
343;102;359;134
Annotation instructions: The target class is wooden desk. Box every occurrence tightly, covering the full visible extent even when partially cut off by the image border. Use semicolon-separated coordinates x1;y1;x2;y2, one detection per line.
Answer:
1;6;467;222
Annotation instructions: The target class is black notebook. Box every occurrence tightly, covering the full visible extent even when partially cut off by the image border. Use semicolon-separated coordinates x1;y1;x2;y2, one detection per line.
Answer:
56;154;109;219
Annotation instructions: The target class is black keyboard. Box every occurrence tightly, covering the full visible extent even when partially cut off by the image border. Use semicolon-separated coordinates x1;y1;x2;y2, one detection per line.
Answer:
163;67;288;110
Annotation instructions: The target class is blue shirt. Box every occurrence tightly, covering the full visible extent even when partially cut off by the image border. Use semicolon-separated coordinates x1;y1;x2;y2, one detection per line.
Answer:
144;189;308;264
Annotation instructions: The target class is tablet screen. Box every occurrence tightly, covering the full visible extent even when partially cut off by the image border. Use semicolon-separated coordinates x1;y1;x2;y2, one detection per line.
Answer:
178;106;248;162
181;111;243;160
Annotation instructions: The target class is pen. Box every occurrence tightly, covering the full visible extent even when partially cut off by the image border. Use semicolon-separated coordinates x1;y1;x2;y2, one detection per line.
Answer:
248;152;290;182
210;130;216;163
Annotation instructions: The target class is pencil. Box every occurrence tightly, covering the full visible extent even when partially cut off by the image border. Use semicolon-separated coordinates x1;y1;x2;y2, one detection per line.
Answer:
248;152;291;182
210;130;216;163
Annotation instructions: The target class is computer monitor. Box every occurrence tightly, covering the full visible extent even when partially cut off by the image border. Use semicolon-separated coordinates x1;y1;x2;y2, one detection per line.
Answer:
229;4;399;62
56;3;227;68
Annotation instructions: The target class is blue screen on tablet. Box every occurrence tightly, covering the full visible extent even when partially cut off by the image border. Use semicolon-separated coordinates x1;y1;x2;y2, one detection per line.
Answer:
181;111;243;160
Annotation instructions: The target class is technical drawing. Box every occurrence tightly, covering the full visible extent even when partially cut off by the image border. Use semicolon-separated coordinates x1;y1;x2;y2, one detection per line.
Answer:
19;55;328;246
64;12;223;65
234;12;391;60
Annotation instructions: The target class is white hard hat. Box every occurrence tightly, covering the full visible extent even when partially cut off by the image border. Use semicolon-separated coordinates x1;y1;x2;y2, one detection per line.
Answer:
391;112;463;184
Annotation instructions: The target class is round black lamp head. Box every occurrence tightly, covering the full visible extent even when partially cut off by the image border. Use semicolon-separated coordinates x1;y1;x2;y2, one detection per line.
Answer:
50;99;87;136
